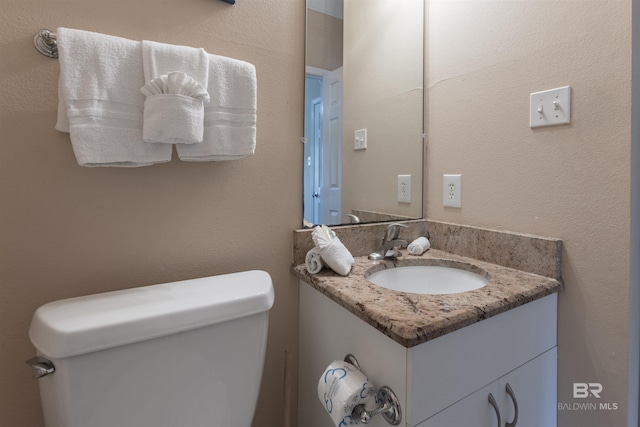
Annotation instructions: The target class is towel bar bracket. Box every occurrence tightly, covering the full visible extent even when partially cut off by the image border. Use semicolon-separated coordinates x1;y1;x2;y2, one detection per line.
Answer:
34;29;58;58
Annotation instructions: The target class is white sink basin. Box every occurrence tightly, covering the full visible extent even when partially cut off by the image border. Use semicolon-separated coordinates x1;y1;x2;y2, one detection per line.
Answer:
366;264;489;295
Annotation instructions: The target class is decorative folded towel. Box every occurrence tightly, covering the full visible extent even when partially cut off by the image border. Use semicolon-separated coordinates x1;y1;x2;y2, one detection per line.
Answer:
140;72;210;144
176;54;257;161
305;248;324;274
408;236;431;255
312;225;355;276
319;239;355;276
141;40;210;145
55;28;172;167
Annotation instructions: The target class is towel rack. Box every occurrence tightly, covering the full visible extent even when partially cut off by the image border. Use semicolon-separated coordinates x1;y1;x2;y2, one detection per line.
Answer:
34;30;58;58
34;3;238;58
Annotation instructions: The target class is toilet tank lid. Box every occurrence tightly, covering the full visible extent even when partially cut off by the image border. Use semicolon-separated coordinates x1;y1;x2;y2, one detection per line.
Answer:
29;270;275;359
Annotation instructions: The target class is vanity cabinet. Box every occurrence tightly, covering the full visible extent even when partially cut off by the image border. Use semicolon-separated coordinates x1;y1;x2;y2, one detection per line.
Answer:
298;281;558;427
417;347;557;427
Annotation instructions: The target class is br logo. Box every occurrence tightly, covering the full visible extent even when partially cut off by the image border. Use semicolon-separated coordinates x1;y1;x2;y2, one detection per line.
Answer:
573;383;603;398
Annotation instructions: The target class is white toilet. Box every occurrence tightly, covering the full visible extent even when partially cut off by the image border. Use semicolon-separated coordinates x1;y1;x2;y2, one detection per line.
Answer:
27;270;274;427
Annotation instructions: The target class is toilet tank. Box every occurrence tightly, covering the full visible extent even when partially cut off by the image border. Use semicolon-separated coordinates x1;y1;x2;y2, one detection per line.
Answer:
28;270;275;427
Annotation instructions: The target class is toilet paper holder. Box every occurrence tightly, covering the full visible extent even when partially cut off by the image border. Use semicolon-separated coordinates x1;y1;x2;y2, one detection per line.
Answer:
343;354;402;425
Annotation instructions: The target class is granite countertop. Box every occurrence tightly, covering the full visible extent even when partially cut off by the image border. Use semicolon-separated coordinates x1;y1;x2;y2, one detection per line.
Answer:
291;249;563;348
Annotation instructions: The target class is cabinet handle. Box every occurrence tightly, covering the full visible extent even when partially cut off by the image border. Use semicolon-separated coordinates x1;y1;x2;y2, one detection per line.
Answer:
505;383;519;427
488;393;501;427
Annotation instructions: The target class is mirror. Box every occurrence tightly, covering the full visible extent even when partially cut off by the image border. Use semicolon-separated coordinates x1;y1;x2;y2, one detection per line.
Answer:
304;0;424;227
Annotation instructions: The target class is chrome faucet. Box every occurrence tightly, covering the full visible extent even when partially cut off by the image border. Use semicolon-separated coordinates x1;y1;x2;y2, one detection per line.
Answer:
368;223;408;260
344;214;361;224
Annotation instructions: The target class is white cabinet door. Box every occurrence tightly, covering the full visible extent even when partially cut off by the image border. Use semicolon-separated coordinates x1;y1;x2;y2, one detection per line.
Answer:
498;347;557;427
407;294;557;424
417;348;557;427
416;381;501;427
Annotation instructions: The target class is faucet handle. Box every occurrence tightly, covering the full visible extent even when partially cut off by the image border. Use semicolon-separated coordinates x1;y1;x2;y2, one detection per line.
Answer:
384;223;409;241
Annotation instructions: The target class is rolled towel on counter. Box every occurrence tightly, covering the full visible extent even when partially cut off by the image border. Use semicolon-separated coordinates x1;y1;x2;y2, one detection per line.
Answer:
320;238;355;276
311;224;336;247
312;225;355;276
408;236;431;255
305;247;324;274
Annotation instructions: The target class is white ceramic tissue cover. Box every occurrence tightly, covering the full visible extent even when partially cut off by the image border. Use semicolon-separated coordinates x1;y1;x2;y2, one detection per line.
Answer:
320;238;355;276
318;360;376;427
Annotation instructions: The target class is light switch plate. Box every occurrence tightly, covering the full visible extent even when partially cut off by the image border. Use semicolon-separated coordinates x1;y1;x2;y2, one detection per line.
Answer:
530;86;571;128
354;129;367;150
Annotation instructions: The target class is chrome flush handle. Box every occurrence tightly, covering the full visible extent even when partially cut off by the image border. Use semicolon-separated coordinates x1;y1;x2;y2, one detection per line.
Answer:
26;356;55;379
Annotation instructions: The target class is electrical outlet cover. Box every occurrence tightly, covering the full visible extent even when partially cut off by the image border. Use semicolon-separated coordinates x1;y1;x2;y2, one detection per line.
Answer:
443;174;462;208
398;175;411;203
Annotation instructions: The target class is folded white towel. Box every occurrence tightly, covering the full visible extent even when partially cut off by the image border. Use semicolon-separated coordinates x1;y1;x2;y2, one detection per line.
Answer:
176;54;257;161
305;248;324;274
142;40;210;88
311;225;336;247
55;28;172;167
140;72;210;144
140;72;209;99
408;236;431;255
312;226;354;276
319;238;355;276
141;40;210;145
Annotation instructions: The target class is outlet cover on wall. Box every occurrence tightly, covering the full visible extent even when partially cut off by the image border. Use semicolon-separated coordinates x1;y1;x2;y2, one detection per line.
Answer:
398;175;411;203
443;174;462;208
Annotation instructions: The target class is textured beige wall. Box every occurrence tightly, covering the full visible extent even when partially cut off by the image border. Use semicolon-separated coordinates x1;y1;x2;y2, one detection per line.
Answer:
342;0;423;219
426;1;632;425
306;9;343;71
3;0;635;425
0;1;304;426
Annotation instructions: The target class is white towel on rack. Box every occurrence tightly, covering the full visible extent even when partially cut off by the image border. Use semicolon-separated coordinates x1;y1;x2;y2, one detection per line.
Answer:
55;28;172;167
176;53;257;161
141;40;210;145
